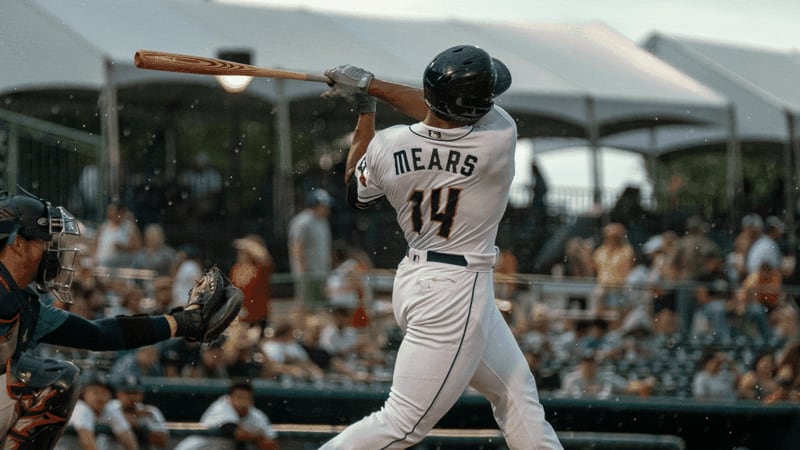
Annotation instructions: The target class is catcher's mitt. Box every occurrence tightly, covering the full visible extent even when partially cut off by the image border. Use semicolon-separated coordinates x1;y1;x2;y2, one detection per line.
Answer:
171;266;243;342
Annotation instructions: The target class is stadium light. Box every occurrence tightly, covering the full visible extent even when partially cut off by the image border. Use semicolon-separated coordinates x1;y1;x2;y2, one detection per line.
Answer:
215;49;253;93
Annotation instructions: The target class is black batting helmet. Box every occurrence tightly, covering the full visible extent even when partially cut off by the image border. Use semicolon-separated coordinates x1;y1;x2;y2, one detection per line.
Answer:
0;189;80;303
423;45;512;123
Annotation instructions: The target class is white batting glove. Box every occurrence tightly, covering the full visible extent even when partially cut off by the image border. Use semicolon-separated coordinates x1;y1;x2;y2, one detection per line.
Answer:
323;64;374;98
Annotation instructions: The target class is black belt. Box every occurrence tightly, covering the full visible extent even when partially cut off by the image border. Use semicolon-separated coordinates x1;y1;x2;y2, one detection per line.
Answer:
407;249;468;267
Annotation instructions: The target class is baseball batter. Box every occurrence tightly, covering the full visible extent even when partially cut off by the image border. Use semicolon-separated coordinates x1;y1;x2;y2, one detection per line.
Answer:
320;46;562;449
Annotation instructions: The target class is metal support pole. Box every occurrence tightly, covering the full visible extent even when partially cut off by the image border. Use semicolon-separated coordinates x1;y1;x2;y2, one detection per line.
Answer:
786;110;798;257
273;78;294;238
585;97;602;207
726;104;742;224
102;57;120;203
7;125;18;191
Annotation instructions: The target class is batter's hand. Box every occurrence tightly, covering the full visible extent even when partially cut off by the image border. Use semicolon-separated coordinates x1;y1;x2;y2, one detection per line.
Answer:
323;64;374;98
355;93;377;114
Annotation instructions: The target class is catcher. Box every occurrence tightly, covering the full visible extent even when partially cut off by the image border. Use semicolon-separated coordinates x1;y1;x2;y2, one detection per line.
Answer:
0;188;243;450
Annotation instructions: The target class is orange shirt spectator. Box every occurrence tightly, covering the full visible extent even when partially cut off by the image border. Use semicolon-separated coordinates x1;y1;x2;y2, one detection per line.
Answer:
590;223;636;315
592;223;636;287
230;235;274;329
738;263;782;312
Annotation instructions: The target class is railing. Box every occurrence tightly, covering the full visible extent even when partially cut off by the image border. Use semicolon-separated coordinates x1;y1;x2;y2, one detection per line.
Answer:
80;377;799;450
63;423;687;450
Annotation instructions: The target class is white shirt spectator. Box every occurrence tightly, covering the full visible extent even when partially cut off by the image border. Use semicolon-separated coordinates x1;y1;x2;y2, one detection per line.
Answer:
174;394;277;450
746;234;783;274
319;323;359;356
105;398;169;442
56;399;132;450
261;339;311;364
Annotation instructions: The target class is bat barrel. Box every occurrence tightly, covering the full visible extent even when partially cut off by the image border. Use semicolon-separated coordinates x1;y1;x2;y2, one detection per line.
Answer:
134;50;330;83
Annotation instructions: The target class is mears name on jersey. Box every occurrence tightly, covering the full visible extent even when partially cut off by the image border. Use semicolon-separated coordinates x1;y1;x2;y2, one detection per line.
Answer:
393;148;477;177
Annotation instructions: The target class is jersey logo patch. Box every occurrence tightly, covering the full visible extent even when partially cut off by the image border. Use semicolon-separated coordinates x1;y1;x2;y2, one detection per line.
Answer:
428;130;442;139
357;159;368;187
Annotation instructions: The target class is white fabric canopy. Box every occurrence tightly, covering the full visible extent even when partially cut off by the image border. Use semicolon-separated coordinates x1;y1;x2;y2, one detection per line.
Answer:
1;0;730;137
2;0;738;211
592;34;800;156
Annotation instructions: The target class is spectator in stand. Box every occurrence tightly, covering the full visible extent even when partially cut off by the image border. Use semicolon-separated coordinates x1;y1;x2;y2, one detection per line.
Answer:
564;237;594;279
737;351;779;401
667;216;721;338
288;188;333;308
107;374;170;449
522;347;561;392
728;213;763;282
643;231;679;335
735;262;781;341
529;160;549;225
494;248;519;302
746;216;790;278
763;376;798;404
301;312;371;382
109;345;164;386
132;224;177;277
184;339;229;379
772;341;800;398
230;234;274;332
320;307;360;358
608;186;654;251
614;320;659;362
260;322;325;382
93;202;142;268
150;276;176;314
518;303;556;363
326;242;374;328
174;379;279;450
160;339;199;378
589;223;636;316
692;350;739;400
222;322;265;380
111;285;147;316
694;248;736;339
555;319;593;362
171;244;204;311
559;350;655;399
57;376;139;450
563;236;595;310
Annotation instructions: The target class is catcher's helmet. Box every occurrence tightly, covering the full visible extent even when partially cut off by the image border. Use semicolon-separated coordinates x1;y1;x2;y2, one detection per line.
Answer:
0;189;80;304
423;45;512;123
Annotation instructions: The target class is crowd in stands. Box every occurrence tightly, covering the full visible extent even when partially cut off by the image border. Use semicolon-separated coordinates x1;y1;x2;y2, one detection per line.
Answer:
34;199;800;416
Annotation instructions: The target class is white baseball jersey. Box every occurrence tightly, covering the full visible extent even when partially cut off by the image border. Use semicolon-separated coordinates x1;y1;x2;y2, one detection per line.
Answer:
354;106;516;256
324;105;563;449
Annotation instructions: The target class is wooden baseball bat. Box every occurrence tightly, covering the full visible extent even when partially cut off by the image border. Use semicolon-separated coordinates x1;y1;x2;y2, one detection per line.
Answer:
134;50;331;83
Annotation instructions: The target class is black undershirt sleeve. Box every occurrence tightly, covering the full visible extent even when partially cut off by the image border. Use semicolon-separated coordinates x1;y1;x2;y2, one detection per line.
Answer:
40;314;172;351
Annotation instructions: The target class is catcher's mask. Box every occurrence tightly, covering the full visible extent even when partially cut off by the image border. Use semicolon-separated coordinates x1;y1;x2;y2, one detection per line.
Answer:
0;188;81;304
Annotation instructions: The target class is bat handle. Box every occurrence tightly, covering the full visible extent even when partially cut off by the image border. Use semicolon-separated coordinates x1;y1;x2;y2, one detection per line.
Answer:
306;74;331;83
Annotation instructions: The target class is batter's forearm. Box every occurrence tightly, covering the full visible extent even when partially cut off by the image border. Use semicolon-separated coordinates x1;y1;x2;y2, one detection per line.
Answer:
345;113;375;184
368;79;427;121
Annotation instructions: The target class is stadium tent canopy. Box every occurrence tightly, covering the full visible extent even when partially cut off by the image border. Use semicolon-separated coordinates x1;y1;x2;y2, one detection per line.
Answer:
604;34;800;240
1;0;730;205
